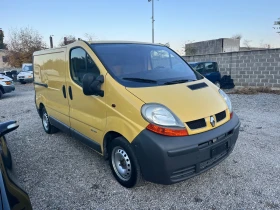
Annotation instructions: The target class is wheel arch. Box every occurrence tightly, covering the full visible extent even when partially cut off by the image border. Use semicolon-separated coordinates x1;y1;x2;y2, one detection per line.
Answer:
103;131;123;159
38;103;45;118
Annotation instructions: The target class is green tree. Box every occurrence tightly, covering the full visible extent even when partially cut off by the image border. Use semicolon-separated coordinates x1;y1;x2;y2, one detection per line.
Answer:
7;27;46;67
0;29;7;49
231;34;242;40
273;18;280;35
84;33;95;42
59;35;76;46
184;40;197;56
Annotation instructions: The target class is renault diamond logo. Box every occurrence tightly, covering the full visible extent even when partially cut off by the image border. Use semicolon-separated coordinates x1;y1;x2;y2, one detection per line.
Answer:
210;116;216;127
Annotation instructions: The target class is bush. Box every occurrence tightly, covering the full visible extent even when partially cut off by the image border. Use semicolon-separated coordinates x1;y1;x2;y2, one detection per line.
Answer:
229;87;280;95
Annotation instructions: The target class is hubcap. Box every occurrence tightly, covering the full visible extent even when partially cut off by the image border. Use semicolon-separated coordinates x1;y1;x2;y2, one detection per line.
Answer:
111;146;132;181
43;112;49;131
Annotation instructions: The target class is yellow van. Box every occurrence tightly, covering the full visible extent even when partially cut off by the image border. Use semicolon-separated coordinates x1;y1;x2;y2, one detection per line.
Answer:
34;41;240;188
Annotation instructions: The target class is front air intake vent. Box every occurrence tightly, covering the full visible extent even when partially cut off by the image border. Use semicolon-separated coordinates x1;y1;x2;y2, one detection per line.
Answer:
171;165;196;181
187;82;208;90
186;118;206;129
215;110;226;122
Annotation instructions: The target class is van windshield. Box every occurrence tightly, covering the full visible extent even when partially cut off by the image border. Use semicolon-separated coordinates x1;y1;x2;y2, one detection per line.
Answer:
22;65;33;71
91;43;202;87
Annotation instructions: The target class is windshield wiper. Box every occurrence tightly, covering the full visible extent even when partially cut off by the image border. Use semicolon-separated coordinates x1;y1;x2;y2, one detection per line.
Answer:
122;77;157;84
163;79;195;85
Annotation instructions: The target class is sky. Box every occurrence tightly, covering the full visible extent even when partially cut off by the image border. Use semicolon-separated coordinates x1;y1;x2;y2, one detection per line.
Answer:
1;0;280;54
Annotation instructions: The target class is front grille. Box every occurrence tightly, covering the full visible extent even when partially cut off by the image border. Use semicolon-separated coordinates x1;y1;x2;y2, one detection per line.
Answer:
198;129;234;149
215;110;226;122
170;148;229;181
170;165;196;181
200;150;227;170
186;118;206;129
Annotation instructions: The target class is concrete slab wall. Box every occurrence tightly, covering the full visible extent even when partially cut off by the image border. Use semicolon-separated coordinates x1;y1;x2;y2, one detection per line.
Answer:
182;48;280;88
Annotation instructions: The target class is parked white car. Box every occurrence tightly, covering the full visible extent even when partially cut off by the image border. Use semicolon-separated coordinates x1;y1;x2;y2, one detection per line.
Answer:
0;74;15;99
17;63;33;84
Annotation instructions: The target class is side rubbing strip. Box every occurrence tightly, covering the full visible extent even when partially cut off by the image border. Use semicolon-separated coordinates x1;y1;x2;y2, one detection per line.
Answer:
187;82;208;90
34;82;48;88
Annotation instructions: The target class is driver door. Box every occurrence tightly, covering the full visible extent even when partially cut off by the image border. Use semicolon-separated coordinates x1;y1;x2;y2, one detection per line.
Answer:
66;46;106;153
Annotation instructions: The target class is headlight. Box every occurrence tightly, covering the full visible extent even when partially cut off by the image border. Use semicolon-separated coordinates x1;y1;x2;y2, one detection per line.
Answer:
141;104;184;127
219;89;232;113
141;103;188;136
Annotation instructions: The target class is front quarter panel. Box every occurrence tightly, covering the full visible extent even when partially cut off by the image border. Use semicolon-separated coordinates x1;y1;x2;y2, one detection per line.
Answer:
103;74;148;144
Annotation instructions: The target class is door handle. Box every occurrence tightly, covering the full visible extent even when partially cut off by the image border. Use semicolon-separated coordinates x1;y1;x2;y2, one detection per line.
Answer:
62;85;66;98
68;86;73;100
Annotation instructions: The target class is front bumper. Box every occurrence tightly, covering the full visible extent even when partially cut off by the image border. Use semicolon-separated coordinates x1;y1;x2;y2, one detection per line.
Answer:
131;113;240;185
17;78;33;83
2;85;15;93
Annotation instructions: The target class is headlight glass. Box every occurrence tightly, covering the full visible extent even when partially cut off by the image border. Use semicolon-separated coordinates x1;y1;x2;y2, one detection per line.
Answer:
141;104;185;127
219;89;232;113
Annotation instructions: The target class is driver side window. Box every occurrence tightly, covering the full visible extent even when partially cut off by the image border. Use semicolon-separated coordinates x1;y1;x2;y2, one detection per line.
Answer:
70;48;100;86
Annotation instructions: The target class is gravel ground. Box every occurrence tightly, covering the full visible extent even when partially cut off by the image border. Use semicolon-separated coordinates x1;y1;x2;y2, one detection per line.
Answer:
0;83;280;210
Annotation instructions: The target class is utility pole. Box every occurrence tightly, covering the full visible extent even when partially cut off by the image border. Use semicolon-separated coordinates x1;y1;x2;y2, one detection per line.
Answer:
49;35;54;48
148;0;155;43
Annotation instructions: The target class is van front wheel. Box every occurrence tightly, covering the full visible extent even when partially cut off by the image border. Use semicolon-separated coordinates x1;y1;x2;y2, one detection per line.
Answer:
109;137;142;188
41;107;58;134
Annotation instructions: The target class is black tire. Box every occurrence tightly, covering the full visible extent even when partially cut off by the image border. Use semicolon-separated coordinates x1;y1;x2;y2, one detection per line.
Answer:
109;137;142;188
0;89;2;99
41;107;58;134
20;81;26;84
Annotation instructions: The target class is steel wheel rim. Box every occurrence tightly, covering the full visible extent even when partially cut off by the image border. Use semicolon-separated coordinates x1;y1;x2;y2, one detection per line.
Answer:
111;146;132;181
43;112;49;131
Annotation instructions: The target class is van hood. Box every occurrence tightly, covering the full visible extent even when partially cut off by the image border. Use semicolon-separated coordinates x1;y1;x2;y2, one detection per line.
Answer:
0;75;12;81
18;71;33;76
126;79;228;122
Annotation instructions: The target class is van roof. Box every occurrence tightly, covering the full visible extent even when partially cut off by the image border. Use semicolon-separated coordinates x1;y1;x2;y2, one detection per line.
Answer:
88;40;162;45
33;40;165;55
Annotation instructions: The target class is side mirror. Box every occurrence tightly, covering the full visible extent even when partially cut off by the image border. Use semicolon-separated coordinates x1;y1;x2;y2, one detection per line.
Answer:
82;74;104;97
0;121;19;137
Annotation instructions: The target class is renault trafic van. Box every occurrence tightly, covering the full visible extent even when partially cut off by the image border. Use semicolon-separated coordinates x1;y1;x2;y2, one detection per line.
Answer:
34;41;240;188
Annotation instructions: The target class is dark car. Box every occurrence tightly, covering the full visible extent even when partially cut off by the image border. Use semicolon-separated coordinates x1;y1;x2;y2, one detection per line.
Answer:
0;121;32;210
189;62;221;87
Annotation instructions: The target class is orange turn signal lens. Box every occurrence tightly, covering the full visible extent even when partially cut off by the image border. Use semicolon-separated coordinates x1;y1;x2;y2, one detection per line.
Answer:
146;124;188;136
230;112;233;119
5;81;11;85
